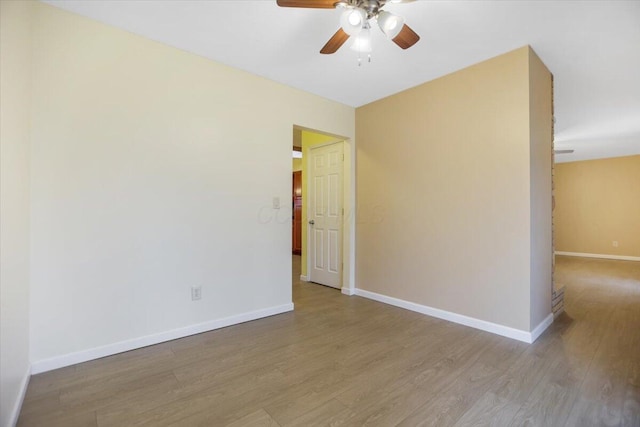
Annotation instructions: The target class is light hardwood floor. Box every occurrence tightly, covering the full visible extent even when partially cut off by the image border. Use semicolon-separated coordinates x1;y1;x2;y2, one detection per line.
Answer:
18;256;640;426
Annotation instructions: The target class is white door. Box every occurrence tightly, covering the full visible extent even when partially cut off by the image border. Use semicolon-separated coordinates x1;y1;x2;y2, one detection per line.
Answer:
308;141;343;289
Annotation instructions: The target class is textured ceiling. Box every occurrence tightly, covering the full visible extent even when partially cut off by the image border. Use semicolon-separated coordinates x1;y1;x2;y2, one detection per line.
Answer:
44;0;640;162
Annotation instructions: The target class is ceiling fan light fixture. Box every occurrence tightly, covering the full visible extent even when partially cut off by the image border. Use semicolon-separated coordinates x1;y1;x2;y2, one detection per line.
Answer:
340;8;366;36
350;26;372;53
377;11;404;39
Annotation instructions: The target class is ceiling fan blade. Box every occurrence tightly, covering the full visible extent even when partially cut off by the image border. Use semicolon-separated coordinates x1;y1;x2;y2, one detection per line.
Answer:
276;0;337;8
392;23;420;49
320;28;350;54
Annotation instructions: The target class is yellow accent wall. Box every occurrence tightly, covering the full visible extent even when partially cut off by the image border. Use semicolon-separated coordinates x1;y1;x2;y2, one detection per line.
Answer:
292;158;302;172
299;131;340;277
356;46;553;332
554;155;640;257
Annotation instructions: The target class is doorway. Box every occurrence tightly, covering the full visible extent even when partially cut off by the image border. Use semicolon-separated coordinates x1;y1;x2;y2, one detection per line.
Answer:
292;168;302;255
291;127;352;294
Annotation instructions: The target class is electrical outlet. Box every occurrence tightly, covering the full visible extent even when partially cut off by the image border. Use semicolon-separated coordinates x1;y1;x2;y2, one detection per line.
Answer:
612;241;619;248
273;196;281;210
191;286;202;301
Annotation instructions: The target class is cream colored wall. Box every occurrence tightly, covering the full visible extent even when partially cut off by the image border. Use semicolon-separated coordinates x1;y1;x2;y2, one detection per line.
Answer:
528;49;554;328
555;155;640;257
0;1;33;425
299;131;340;277
356;46;551;332
28;2;354;367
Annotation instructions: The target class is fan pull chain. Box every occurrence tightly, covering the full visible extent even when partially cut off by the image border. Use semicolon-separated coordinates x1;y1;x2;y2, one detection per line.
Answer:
356;52;372;66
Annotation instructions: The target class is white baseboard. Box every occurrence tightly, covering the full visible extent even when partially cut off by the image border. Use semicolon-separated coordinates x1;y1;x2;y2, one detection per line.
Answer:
7;365;31;427
555;251;640;262
341;287;355;296
354;289;551;344
31;303;294;374
300;275;309;282
530;313;554;342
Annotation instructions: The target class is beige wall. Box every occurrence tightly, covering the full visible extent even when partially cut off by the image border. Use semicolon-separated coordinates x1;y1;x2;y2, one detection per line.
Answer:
555;155;640;257
528;49;554;328
0;1;33;425
356;46;552;332
27;2;354;367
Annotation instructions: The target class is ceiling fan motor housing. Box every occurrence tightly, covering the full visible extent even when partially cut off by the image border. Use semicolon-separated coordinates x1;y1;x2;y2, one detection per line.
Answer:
360;0;384;18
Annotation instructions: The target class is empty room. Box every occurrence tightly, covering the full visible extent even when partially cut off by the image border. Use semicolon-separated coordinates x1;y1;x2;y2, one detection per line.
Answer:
1;1;639;426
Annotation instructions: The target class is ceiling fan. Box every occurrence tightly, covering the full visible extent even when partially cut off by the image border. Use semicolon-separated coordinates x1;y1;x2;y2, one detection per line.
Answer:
276;0;420;55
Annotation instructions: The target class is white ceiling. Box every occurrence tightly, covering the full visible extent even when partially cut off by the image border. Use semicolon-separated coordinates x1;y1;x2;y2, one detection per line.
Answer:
44;0;640;163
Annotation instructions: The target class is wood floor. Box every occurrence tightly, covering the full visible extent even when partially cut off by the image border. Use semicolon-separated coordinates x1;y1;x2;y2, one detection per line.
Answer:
18;256;640;426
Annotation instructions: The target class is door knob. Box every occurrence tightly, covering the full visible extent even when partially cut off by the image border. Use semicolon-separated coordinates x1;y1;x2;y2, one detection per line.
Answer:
309;220;315;225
